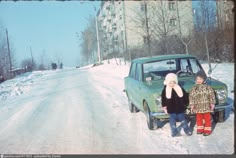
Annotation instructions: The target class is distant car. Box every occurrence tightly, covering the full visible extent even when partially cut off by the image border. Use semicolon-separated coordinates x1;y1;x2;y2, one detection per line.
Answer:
124;54;231;130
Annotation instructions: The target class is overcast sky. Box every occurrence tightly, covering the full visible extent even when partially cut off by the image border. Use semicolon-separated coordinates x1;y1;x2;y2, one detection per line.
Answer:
0;0;100;67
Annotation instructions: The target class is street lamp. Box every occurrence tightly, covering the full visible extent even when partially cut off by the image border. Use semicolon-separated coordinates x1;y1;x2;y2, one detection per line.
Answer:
80;1;101;64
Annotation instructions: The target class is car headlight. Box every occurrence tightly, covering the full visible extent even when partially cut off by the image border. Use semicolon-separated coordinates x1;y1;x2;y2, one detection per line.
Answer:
215;89;227;105
155;96;162;107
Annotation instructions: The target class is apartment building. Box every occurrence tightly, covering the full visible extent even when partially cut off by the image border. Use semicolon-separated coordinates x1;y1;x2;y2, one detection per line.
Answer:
192;0;234;30
216;0;234;29
98;1;141;59
97;0;194;58
192;0;218;31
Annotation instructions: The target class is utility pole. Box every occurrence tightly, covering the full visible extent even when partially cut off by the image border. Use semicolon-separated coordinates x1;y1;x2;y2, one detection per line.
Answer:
144;1;151;56
30;46;34;70
122;0;129;64
6;29;12;71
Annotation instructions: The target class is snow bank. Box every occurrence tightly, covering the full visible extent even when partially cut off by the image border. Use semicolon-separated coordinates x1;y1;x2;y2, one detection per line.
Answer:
0;60;233;103
201;62;234;100
0;69;65;101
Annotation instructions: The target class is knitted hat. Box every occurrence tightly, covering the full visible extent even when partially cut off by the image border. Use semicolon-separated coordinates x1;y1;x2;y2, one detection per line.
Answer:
196;70;207;81
164;73;178;85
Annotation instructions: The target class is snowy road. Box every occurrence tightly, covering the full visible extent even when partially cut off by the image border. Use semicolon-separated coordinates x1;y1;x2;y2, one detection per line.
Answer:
0;62;234;154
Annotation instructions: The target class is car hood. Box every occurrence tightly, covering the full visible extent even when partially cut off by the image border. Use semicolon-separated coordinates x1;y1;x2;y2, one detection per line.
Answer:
205;77;227;89
145;77;226;93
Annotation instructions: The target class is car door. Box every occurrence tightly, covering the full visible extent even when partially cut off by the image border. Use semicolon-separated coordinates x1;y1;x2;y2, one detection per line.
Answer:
132;63;143;109
126;62;137;105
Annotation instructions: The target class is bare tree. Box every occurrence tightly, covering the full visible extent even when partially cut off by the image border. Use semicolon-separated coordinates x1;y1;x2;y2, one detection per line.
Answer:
213;0;234;62
54;52;63;67
148;0;176;54
21;58;32;68
79;15;97;65
21;58;36;72
0;37;8;81
19;47;37;72
29;46;36;70
37;49;49;71
192;0;221;71
130;0;187;56
176;1;193;55
97;25;107;62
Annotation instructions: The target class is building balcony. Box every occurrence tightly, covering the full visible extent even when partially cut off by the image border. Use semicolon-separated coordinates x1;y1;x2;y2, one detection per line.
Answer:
102;21;107;27
106;3;111;10
107;15;112;21
108;28;113;33
112;23;117;28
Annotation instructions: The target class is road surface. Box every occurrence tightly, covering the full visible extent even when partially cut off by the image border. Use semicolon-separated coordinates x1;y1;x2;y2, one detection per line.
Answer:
0;66;234;154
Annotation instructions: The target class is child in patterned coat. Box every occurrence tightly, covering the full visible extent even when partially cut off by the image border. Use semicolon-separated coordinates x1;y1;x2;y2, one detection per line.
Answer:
189;71;216;136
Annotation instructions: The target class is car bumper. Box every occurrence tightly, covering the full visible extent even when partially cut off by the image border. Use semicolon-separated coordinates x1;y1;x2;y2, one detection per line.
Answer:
150;112;169;120
214;102;233;111
150;102;232;120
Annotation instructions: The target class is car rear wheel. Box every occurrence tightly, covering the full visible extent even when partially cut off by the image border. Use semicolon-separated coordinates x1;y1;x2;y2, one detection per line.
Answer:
144;101;158;130
128;99;139;113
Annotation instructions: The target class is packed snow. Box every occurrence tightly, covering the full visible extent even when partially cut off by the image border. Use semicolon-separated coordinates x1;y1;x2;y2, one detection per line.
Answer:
0;58;234;154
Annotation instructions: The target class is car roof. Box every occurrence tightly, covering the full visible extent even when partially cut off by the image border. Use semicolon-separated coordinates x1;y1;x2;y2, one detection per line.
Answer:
132;54;196;64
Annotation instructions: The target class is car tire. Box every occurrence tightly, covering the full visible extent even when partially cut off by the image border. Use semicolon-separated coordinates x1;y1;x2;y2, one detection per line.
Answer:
214;110;225;123
128;99;140;113
144;101;158;130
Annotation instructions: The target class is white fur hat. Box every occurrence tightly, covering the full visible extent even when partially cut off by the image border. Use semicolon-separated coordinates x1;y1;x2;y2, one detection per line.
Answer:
164;73;178;85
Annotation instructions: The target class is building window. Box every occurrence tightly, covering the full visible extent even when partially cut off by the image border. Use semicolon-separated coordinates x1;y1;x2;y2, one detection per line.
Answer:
106;4;110;10
170;18;177;26
169;2;176;11
193;8;196;15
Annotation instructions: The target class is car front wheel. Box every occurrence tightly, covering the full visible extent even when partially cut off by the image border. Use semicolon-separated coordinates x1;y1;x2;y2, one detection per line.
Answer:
144;101;158;130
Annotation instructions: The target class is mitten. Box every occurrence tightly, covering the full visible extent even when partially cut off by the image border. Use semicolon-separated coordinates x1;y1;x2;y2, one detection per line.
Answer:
163;106;168;114
210;104;215;110
190;105;195;113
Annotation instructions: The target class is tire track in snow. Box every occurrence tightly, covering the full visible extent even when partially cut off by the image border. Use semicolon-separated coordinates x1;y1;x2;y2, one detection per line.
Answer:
88;67;154;153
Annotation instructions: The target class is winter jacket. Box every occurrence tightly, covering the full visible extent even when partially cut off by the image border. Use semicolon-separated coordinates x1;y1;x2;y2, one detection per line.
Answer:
161;85;189;114
189;84;216;113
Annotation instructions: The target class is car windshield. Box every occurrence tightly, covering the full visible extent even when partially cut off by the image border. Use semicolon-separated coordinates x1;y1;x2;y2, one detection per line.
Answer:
143;58;203;81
